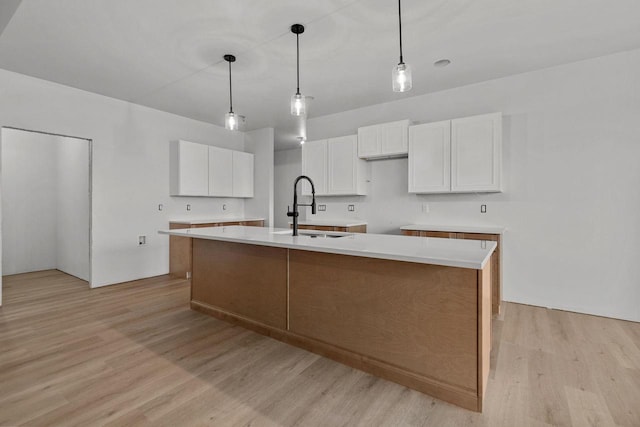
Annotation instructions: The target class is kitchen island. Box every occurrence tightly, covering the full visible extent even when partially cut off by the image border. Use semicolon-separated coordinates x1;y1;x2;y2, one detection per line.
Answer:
159;226;496;412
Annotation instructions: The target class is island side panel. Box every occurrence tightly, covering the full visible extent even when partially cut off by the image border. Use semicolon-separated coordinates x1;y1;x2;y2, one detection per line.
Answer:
288;250;479;394
191;239;288;329
169;223;191;279
477;263;492;410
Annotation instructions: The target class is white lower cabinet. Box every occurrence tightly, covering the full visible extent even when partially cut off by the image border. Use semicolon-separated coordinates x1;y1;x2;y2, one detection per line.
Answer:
409;113;502;194
302;135;366;196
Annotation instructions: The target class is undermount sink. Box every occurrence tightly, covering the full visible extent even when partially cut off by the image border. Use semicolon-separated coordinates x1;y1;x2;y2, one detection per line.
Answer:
270;230;351;239
299;231;350;239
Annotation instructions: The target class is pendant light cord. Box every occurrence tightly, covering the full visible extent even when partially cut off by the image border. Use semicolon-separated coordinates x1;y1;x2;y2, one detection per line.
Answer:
296;33;301;95
398;0;404;64
228;60;233;113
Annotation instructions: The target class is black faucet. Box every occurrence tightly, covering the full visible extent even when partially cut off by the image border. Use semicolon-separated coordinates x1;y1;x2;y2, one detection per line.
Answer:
287;175;316;236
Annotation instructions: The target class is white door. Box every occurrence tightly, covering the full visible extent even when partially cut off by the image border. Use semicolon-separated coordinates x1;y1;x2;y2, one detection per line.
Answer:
178;140;209;196
451;113;502;192
232;151;254;197
381;120;409;156
208;146;233;197
327;135;357;195
408;121;451;193
357;125;380;158
301;139;327;196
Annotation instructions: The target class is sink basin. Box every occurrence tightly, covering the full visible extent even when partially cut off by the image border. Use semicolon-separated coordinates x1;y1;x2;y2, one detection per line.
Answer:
299;231;350;238
270;229;351;239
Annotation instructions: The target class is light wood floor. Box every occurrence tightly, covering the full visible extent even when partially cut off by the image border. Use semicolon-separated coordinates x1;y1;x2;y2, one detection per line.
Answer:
0;271;638;427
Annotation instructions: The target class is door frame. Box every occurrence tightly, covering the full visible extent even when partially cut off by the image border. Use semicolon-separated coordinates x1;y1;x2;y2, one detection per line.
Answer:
0;126;93;305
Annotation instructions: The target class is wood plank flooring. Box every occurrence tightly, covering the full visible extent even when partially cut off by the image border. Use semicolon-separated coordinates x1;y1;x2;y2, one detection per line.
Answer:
0;270;638;426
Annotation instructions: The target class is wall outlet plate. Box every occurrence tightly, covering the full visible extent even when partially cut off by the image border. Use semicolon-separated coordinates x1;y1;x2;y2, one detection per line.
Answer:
138;235;147;245
186;204;191;211
318;204;327;212
481;204;487;213
158;204;163;211
348;204;355;212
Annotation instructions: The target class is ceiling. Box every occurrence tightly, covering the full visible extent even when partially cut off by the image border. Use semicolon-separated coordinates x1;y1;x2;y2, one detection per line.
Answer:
1;0;639;150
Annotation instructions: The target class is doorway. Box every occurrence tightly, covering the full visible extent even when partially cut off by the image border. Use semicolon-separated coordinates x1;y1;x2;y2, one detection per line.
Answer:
0;127;92;304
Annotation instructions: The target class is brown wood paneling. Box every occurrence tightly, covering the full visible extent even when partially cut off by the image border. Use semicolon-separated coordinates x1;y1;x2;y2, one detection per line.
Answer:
191;239;287;329
169;223;191;279
346;224;367;233
241;220;264;227
477;263;492;410
420;231;457;238
404;228;503;315
288;250;479;393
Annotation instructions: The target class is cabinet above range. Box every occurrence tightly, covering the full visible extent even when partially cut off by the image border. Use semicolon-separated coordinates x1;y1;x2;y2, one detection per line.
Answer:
357;119;410;159
170;140;254;198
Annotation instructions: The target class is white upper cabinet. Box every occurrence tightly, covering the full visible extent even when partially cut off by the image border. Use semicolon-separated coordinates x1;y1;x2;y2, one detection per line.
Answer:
328;135;366;195
301;139;327;196
408;113;502;194
302;135;366;196
451;113;502;193
170;140;254;198
208;146;233;197
232;151;254;198
408;120;451;193
358;119;409;159
170;140;209;196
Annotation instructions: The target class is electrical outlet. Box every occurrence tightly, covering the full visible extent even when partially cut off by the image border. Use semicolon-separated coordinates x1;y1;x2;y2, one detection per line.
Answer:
348;204;355;212
481;204;487;213
222;204;227;211
186;204;191;211
138;235;147;246
318;204;326;212
158;204;163;211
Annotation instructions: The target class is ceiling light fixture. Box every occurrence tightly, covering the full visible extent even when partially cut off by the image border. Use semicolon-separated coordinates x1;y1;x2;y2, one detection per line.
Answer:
434;59;451;68
392;0;412;92
291;24;306;116
224;54;239;131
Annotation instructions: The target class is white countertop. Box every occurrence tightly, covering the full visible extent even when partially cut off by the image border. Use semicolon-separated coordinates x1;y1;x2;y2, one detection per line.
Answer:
401;223;505;234
169;217;264;225
159;226;496;270
288;219;367;227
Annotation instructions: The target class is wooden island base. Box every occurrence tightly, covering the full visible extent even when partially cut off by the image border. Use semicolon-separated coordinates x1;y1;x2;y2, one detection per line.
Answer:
191;239;491;412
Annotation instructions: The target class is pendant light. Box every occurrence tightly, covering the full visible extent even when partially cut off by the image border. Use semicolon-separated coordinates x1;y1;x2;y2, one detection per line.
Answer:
290;24;306;116
224;54;239;130
392;0;412;92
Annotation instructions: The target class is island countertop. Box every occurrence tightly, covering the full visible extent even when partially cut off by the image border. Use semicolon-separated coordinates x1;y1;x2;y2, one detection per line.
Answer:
159;225;496;269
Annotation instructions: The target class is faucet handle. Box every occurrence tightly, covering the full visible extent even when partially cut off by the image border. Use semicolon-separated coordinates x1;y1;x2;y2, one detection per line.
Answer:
286;206;298;217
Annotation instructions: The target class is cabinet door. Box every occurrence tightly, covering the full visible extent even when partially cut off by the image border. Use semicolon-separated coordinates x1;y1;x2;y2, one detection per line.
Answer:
208;146;233;197
328;135;358;195
357;124;380;158
172;140;209;196
408;121;451;193
381;120;409;156
232;151;254;198
301;139;327;196
451;113;502;192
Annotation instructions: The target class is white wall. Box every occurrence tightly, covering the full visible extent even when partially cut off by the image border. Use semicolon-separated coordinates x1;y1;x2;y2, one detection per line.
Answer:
276;49;640;322
1;129;58;274
274;148;303;228
0;68;256;297
56;135;90;281
244;128;274;227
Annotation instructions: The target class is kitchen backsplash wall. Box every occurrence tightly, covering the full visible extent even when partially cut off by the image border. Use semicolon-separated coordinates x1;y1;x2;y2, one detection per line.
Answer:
275;48;640;323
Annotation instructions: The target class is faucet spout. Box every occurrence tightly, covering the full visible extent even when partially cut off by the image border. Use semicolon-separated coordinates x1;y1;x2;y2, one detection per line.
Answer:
287;175;316;236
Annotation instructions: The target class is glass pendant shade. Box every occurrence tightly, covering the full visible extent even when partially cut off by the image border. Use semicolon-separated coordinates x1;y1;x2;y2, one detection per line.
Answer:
291;93;306;116
225;111;238;130
392;62;412;92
